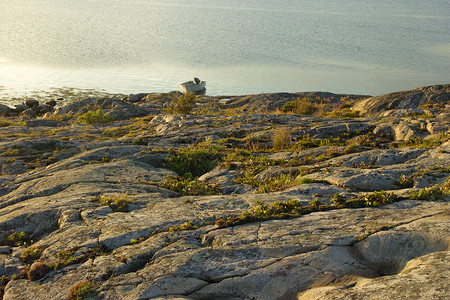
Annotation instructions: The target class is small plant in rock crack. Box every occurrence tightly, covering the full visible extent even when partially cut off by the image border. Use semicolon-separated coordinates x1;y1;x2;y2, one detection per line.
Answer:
160;175;221;196
4;231;29;247
168;221;197;232
68;280;96;300
409;187;445;201
309;198;327;211
330;193;346;207
396;174;414;188
19;246;44;263
347;191;398;207
100;193;134;212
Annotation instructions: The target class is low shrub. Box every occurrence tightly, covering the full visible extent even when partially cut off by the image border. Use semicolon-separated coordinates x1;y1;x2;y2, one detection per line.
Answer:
100;193;133;212
5;232;29;247
0;118;26;127
78;109;113;125
396;174;414;188
347;191;397;207
53;245;108;270
164;145;223;179
394;133;449;149
281;97;320;115
330;193;346;207
326;108;360;118
164;92;197;114
257;174;298;193
161;175;220;195
292;135;344;151
409;187;445;201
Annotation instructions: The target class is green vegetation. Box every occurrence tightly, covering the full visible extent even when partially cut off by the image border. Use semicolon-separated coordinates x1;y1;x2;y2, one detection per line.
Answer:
53;245;108;270
160;175;220;196
68;281;95;300
257;174;313;193
396;174;414;188
272;128;292;150
100;193;133;212
215;190;400;229
393;133;449;149
20;246;44;263
326;108;360;118
164;144;224;179
354;191;398;207
409;178;449;201
334;191;398;208
409;187;445;201
0;118;25;127
281;97;320;115
165;92;197;114
101;116;153;138
292;135;345;151
78;108;114;125
130;237;145;244
4;232;29;247
168;221;197;232
0;276;9;298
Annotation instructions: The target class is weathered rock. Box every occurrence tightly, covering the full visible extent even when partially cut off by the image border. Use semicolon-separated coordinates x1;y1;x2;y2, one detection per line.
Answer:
353;84;449;117
45;100;57;107
25;99;39;108
0;85;448;299
21;108;37;119
0;104;12;116
128;93;148;102
25;119;59;127
12;104;28;113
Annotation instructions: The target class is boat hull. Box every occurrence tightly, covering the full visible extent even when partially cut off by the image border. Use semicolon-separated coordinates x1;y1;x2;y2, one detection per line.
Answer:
180;81;206;93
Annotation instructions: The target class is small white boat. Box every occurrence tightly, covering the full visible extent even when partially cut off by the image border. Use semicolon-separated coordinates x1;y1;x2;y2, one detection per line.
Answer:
180;80;206;93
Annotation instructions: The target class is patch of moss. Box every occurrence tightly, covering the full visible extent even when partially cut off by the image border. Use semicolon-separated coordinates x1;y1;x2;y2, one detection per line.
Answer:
68;280;95;300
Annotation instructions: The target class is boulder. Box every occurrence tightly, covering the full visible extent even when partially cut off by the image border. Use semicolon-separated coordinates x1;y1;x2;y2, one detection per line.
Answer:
21;108;37;119
25;99;39;108
0;104;11;116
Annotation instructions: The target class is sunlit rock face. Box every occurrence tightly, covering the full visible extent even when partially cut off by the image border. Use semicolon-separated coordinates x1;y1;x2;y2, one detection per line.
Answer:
0;84;448;299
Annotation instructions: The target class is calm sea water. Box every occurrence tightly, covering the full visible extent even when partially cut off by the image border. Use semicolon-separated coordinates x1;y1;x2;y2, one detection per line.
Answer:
0;0;449;103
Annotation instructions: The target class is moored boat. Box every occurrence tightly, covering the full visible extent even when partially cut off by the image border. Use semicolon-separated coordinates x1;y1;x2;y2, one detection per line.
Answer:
180;80;206;93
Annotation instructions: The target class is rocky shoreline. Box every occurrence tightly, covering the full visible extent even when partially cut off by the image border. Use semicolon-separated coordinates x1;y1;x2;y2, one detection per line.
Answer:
0;84;449;299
